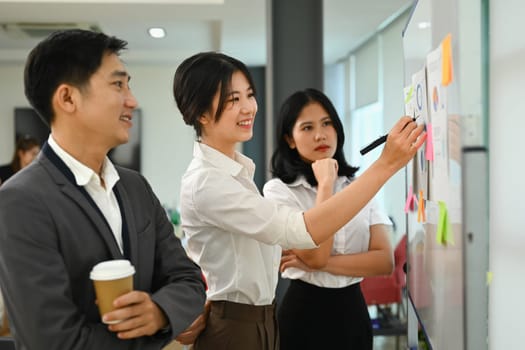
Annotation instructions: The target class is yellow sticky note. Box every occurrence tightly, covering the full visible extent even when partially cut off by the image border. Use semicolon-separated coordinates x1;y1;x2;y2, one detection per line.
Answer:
441;33;454;86
486;271;493;286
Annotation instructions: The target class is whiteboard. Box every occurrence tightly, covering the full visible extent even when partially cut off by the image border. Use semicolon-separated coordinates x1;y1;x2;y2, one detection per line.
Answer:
403;0;489;349
404;0;463;348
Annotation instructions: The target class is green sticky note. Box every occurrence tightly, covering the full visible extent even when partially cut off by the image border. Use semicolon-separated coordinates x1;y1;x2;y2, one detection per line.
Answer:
405;85;414;104
444;206;454;245
436;201;454;245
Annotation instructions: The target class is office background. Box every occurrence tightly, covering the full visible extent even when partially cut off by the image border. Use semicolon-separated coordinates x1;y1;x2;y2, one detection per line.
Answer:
0;0;523;348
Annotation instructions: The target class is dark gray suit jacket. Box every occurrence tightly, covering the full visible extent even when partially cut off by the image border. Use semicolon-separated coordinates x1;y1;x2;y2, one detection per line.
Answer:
0;144;206;350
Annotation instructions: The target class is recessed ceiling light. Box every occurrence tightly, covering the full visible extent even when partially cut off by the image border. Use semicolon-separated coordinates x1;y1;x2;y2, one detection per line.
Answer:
148;27;166;39
418;22;431;29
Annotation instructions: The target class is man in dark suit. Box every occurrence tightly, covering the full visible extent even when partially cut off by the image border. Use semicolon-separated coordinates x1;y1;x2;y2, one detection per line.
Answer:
0;29;206;349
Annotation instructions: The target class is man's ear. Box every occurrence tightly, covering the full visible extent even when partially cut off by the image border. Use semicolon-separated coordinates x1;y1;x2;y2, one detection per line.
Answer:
284;134;296;149
53;84;77;114
199;113;211;126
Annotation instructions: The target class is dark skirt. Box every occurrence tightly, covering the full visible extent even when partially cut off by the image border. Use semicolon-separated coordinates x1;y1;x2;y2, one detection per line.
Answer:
278;279;372;350
194;300;279;350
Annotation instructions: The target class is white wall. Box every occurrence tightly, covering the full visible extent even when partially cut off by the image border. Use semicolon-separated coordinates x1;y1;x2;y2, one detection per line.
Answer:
128;63;196;208
489;0;525;347
340;12;408;241
324;62;346;120
0;64;28;164
0;62;196;209
378;13;408;237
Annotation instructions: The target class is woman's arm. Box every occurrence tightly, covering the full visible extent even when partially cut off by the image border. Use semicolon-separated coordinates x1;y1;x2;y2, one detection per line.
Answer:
281;224;394;277
320;224;393;276
289;161;336;269
303;116;425;245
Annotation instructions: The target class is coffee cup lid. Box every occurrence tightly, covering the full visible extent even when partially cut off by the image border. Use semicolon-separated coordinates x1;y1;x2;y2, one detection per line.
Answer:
90;259;135;281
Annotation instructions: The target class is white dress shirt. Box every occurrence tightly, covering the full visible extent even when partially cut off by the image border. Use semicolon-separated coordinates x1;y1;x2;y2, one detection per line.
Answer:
263;175;391;288
48;136;123;253
180;142;316;305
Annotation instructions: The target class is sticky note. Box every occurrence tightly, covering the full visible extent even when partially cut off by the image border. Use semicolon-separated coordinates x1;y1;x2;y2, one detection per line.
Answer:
425;123;434;161
405;85;414;104
444;211;454;245
486;271;493;286
417;190;426;223
405;186;414;213
436;201;454;245
441;33;454;86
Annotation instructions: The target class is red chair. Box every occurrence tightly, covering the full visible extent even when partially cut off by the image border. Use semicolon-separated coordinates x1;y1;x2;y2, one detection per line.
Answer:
360;234;407;348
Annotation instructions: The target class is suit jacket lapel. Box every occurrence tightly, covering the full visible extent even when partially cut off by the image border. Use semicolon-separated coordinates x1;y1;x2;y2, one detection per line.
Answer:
40;143;123;259
114;182;138;266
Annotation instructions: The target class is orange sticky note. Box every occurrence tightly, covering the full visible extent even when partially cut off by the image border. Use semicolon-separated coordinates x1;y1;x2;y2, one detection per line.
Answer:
417;190;426;223
441;33;454;86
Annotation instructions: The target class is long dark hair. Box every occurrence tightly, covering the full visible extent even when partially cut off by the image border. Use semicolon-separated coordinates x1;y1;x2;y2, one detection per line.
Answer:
11;136;40;172
270;88;358;186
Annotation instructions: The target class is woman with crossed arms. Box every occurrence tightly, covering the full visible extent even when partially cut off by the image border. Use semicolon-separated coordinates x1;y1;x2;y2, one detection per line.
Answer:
264;88;394;349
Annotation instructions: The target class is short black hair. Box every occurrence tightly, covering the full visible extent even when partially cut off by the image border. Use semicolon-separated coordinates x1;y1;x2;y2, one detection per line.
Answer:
173;51;256;137
24;29;128;126
270;88;359;186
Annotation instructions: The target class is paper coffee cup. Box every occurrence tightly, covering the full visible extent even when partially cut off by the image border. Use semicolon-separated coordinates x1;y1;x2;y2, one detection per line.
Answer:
90;259;135;324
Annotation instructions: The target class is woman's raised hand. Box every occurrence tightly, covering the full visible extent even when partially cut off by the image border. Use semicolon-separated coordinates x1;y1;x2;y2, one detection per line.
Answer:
379;116;426;173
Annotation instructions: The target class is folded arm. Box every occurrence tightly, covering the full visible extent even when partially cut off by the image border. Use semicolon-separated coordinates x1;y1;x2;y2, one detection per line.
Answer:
281;224;394;277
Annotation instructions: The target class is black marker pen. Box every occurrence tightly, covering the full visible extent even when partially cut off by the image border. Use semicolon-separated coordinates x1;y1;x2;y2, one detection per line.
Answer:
359;115;419;156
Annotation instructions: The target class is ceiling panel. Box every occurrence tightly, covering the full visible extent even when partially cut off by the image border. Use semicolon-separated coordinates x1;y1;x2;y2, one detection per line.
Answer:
0;0;412;65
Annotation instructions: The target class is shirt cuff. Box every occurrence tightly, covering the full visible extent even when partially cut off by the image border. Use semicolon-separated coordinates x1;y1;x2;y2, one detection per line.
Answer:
283;210;318;249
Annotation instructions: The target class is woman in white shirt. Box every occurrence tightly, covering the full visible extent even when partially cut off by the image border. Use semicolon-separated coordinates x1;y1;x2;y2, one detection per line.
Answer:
264;88;394;349
172;52;424;350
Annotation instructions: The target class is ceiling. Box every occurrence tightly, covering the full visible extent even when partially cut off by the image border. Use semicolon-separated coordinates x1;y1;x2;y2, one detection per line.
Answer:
0;0;412;66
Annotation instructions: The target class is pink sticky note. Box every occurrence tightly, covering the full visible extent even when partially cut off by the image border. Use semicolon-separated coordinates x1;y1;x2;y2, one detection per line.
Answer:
405;186;413;213
425;123;434;161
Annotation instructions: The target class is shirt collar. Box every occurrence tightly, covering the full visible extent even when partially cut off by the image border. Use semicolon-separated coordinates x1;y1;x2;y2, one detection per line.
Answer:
193;141;255;178
47;135;120;189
